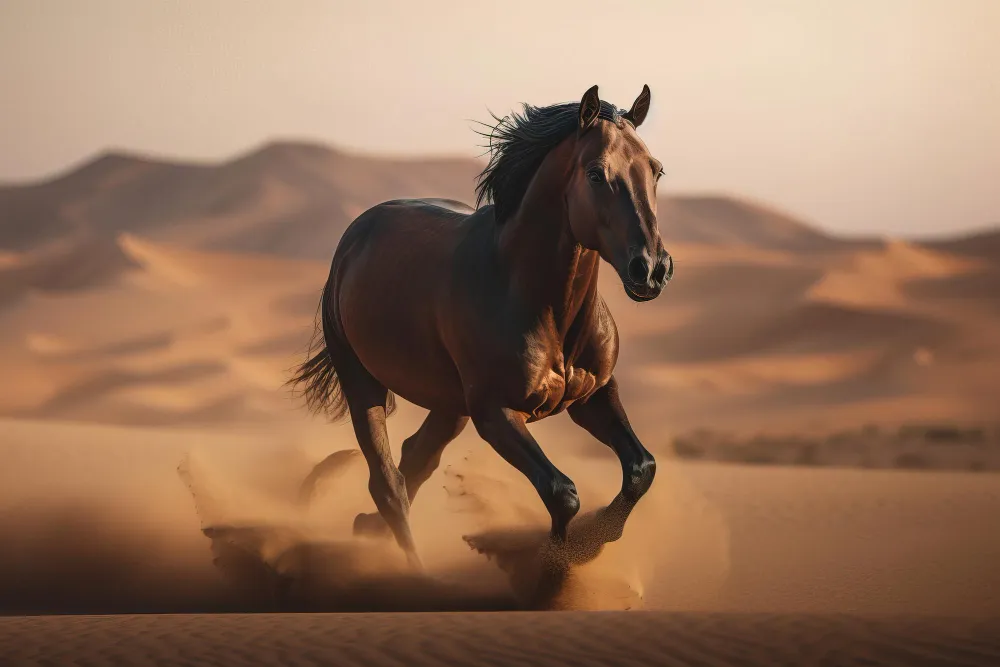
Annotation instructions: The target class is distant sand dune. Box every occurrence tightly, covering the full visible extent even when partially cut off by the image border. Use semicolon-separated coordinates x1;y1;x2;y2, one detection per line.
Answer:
1;142;998;433
807;239;982;309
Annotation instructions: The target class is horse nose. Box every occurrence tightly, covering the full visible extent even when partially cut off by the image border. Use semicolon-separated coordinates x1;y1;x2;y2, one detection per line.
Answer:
651;253;673;285
627;255;651;284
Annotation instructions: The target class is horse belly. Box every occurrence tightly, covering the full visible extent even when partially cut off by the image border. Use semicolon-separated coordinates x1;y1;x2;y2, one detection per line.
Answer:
362;347;464;413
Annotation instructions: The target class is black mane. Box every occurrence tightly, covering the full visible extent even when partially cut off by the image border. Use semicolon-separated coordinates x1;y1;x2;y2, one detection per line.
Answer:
475;99;625;223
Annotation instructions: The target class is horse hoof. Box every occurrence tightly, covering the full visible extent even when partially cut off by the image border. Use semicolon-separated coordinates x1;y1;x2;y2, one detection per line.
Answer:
352;512;392;538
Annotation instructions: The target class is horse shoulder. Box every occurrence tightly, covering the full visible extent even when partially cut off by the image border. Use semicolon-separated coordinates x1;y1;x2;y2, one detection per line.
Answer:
565;294;618;405
526;295;619;418
571;294;619;389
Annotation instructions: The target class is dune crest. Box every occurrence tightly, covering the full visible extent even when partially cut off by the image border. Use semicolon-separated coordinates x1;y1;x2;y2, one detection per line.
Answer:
807;239;982;310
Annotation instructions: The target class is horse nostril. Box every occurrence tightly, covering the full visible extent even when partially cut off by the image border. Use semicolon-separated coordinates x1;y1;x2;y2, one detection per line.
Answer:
651;260;666;284
652;254;673;284
627;256;650;283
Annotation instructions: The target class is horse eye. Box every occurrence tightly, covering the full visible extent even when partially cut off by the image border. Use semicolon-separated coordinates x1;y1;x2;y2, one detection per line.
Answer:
587;169;605;184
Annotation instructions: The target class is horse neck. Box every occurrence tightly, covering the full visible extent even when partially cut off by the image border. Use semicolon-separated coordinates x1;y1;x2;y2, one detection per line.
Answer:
497;139;600;336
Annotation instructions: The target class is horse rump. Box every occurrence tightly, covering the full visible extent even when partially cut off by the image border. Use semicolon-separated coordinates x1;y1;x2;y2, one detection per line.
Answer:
287;277;396;421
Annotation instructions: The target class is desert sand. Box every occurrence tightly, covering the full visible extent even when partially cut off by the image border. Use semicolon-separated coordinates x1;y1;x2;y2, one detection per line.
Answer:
1;143;999;665
3;612;1000;667
2;416;999;664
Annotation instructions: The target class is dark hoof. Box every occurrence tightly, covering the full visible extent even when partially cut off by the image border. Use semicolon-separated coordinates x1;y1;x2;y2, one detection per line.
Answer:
549;482;581;540
352;512;392;538
623;456;657;502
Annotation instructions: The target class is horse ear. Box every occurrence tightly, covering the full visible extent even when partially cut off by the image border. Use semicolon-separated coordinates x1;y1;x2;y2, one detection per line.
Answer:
579;85;601;132
623;84;651;128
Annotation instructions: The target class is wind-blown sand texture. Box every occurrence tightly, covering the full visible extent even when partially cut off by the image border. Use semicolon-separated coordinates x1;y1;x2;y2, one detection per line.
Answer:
3;612;1000;667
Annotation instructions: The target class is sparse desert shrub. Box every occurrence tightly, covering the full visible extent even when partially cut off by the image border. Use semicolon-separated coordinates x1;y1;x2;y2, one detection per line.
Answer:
671;438;705;460
826;431;854;446
861;423;880;437
740;436;776;465
673;423;998;472
900;423;985;445
795;443;820;466
922;425;961;442
894;452;929;469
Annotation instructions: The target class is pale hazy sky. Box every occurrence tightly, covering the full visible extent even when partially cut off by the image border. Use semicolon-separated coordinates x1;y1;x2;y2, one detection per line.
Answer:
2;0;998;237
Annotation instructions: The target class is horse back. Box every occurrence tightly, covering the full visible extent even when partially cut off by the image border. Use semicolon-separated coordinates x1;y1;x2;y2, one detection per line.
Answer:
323;197;487;413
392;198;476;215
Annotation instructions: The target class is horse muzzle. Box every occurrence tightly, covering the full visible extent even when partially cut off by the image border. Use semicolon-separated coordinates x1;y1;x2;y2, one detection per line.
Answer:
622;250;672;302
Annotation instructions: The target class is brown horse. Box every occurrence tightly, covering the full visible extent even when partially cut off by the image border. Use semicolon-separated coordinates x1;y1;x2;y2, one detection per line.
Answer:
292;85;672;570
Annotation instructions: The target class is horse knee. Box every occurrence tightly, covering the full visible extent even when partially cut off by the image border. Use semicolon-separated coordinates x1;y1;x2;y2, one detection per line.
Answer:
400;433;419;459
398;435;422;476
399;436;441;489
624;453;656;501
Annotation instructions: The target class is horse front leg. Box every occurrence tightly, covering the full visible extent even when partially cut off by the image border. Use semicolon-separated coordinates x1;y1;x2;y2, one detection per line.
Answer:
470;406;581;540
566;376;656;549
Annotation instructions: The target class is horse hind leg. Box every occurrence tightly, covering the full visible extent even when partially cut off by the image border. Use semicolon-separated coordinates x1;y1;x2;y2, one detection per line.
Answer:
335;356;421;569
354;410;469;537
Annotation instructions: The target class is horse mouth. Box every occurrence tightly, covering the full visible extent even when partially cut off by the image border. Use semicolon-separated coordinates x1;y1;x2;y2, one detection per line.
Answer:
622;281;659;303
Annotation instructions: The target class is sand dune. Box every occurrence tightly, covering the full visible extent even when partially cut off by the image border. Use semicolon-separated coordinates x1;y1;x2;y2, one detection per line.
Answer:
608;236;999;432
0;231;329;425
2;142;999;434
0;143;481;259
0;143;856;260
807;239;982;310
659;194;856;252
921;227;1000;260
905;265;1000;311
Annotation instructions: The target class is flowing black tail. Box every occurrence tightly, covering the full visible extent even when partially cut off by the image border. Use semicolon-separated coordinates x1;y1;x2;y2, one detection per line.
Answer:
287;277;350;421
287;277;395;421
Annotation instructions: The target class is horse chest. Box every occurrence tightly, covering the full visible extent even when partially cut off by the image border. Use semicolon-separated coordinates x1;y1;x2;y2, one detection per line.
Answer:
521;359;601;421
